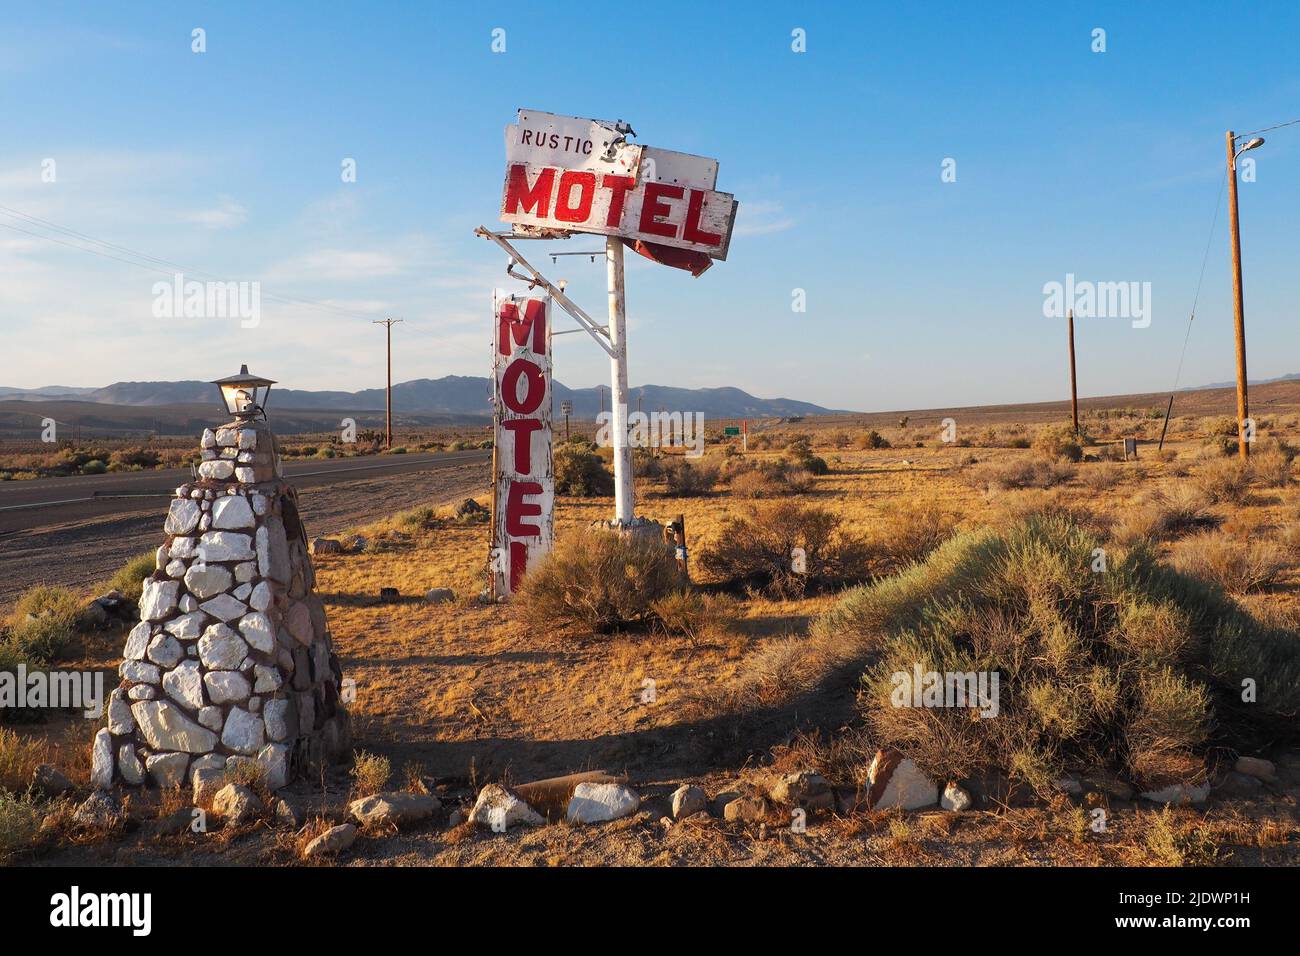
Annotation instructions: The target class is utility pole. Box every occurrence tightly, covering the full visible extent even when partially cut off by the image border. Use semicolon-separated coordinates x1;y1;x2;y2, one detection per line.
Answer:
1067;308;1079;436
1226;130;1259;460
372;317;403;449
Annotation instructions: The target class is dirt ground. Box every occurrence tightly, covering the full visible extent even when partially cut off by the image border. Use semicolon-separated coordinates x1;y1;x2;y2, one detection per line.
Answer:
12;412;1300;867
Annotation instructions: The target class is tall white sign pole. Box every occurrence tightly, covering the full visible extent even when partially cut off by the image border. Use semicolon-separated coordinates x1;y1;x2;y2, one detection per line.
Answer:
606;236;633;523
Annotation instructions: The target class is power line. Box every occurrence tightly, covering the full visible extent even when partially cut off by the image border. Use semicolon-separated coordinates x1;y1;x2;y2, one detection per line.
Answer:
0;204;381;322
1236;118;1300;138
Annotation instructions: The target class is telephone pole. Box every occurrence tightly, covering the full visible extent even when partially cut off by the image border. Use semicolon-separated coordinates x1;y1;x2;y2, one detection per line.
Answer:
372;317;403;448
1067;308;1079;436
1225;130;1265;460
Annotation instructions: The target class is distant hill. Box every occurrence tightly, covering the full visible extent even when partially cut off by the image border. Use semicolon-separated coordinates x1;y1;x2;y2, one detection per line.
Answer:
6;376;847;420
1182;372;1300;391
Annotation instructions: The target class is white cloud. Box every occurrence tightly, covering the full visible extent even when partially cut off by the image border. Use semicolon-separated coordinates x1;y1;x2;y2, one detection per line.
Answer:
181;198;248;229
733;200;794;237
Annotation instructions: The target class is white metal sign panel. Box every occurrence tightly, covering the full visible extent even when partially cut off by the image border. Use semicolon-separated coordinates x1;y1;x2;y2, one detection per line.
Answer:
490;290;554;597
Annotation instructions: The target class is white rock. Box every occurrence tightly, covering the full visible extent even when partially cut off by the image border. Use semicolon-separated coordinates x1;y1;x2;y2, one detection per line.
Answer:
128;685;158;701
1141;782;1211;806
201;428;216;449
200;594;248;622
941;782;973;811
253;665;282;694
164;610;208;641
164;498;202;535
123;621;153;660
257;516;290;583
233;583;252;602
120;660;161;684
285;602;313;645
118;745;144;785
146;752;190;788
257;743;290;790
567;782;641;824
204;670;251;704
139;579;180;621
235;467;257;483
90;729;114;788
216;426;237;447
192;766;225;806
162;659;206;710
211;495;254;530
107;690;135;734
146;633;183;668
131;699;218;753
222;706;265;754
249;580;274;612
867;751;939;810
198;706;224;731
262;698;294;741
238;611;276;654
199;459;235;480
165;559;187;578
251;493;269;516
198;623;248;669
184;562;233;599
179;594;198;613
237;428;258;450
468;784;544;829
198;530;254;562
170;536;197;559
234;561;257;584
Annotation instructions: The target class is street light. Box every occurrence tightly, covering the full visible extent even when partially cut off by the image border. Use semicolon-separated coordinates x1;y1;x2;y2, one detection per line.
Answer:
212;364;275;421
1225;131;1265;459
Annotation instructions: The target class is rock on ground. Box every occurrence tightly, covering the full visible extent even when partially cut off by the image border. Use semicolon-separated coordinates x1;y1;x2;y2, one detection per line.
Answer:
566;782;640;824
72;790;122;830
768;771;833;810
213;783;264;825
304;823;357;859
941;782;973;811
467;784;544;830
867;750;939;810
349;792;441;829
671;784;708;821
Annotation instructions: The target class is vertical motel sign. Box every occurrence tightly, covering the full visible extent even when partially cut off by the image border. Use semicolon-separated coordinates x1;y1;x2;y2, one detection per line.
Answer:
490;291;555;597
484;109;737;598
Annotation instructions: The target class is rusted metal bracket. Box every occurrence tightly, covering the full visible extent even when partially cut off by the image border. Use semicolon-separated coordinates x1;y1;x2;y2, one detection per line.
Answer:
475;226;615;358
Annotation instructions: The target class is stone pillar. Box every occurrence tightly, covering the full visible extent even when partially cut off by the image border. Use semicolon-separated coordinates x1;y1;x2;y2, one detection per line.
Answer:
91;419;349;792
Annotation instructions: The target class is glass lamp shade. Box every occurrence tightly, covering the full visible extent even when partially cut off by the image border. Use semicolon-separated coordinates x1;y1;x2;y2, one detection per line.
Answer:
212;365;275;420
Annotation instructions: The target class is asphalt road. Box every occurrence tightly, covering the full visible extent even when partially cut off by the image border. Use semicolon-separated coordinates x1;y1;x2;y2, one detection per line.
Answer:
0;449;492;604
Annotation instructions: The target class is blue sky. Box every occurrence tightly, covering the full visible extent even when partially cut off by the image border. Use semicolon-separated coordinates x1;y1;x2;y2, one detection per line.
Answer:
1;1;1298;412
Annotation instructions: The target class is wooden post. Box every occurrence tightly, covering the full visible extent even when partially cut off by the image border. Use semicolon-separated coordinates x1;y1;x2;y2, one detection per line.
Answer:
1226;130;1250;460
373;317;403;449
1067;308;1079;436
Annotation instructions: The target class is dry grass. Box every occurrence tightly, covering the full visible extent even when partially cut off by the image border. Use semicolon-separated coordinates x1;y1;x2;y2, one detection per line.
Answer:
350;751;391;796
1170;531;1291;594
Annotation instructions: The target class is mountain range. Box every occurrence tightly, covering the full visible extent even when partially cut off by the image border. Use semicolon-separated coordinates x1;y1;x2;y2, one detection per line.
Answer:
0;378;846;420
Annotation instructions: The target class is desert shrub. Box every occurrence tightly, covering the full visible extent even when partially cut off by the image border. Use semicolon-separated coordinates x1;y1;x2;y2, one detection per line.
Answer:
1032;424;1083;462
650;590;732;642
515;528;683;633
1193;458;1252;504
784;435;830;475
1080;463;1124;491
396;505;440;532
553;442;614;497
856;430;890;450
837;514;1300;790
7;586;82;665
81;459;107;474
870;499;960;572
730;469;785;499
109;447;161;470
661;460;717;497
965;457;1074;491
698;501;872;598
350;751;391;796
107;550;157;603
633;448;664;480
0;790;41;861
1110;486;1217;545
1170;531;1290;594
1250;440;1295;487
0;728;46;792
